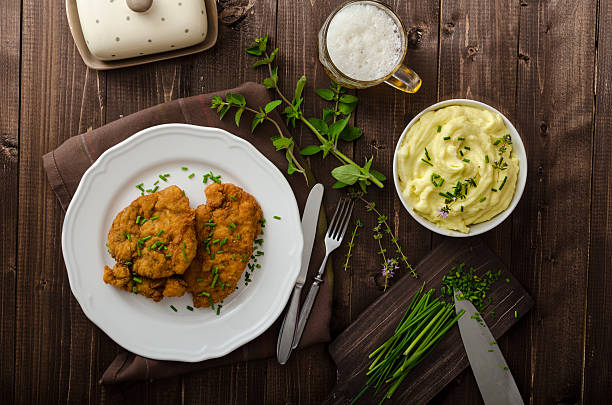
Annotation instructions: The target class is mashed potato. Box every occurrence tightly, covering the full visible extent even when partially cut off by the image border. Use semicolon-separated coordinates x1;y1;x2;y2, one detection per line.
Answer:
396;105;519;233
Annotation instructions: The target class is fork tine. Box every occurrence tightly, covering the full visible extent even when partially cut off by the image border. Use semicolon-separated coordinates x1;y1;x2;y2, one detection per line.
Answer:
326;198;345;237
331;198;350;239
337;199;354;241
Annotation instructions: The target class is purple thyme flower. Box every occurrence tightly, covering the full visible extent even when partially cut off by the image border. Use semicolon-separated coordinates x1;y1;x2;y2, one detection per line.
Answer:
437;207;449;219
381;258;399;279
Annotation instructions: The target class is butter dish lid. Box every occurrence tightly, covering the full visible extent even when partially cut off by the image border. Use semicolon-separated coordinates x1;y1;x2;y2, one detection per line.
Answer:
66;0;218;70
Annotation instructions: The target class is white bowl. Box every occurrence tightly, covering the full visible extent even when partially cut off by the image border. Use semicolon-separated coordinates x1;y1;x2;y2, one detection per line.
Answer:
393;99;527;237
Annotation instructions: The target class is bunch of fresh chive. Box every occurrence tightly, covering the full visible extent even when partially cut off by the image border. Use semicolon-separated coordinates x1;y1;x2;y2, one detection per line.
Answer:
351;284;465;404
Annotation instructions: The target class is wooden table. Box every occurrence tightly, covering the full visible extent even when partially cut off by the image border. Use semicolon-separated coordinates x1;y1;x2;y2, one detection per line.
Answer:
1;0;610;403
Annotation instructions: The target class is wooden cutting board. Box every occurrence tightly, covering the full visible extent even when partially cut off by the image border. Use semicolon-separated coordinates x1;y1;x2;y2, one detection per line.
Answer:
324;238;534;405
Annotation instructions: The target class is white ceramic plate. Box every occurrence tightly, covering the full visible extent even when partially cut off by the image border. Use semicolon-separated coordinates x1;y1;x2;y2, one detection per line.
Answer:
393;99;527;237
62;124;303;362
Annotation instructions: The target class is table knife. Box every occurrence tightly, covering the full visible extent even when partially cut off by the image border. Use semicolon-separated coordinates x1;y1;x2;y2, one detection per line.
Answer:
454;289;524;405
276;183;324;365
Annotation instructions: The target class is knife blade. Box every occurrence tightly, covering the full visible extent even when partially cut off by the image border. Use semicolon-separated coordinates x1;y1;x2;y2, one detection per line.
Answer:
276;183;324;364
454;289;524;405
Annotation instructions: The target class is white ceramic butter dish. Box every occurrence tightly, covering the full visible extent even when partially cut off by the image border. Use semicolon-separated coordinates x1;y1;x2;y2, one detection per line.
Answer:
66;0;218;70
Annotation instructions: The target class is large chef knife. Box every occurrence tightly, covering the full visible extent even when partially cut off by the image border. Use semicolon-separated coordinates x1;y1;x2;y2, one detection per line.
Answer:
276;183;324;364
454;289;524;405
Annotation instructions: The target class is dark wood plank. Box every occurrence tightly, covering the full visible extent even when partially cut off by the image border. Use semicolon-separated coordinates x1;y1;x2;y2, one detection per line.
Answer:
15;0;108;403
326;238;534;404
433;1;520;403
350;0;440;331
0;0;20;402
583;0;612;401
512;0;596;403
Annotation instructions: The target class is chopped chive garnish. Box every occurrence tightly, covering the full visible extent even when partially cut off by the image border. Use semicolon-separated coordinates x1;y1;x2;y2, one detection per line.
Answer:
217;306;221;315
464;146;471;150
136;183;144;191
132;286;137;293
150;215;159;220
165;254;172;258
145;189;153;193
256;264;261;269
170;305;177;312
458;137;465;141
217;250;224;254
230;195;237;201
211;253;215;260
123;232;130;240
188;173;195;179
140;219;148;225
424;148;431;161
443;136;451;141
159;174;168;182
182;189;185;196
137;247;141;256
273;216;281;220
490;341;497;345
461;206;464;212
491;188;498;192
197;291;210;297
505;278;510;283
182;166;188;171
197;278;203;283
229;222;236;231
157;230;164;236
151;186;159;193
182;242;188;262
209;297;215;310
437;125;442;132
211;274;219;288
141;236;152;242
499;176;508;190
212;239;219;244
493;139;501;146
237;234;241;240
514;310;518;318
488;349;494;352
133;277;142;283
421;158;433;166
463;158;470;163
480;197;486;202
154;180;159;185
186;306;194;311
136;216;141;224
485;155;490;163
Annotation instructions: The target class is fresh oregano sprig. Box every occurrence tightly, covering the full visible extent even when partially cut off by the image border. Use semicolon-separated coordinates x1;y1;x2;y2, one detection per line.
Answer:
211;93;307;183
212;34;385;191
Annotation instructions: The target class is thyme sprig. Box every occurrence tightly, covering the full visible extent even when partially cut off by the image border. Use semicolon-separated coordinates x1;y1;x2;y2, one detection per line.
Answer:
343;219;363;272
211;34;384;191
351;191;418;280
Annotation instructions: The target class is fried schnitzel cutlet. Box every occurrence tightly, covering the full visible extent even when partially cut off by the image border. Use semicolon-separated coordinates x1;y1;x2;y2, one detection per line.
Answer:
184;183;263;308
104;185;197;300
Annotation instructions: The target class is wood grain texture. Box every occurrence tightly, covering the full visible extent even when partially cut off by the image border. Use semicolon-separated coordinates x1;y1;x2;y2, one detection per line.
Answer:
512;0;596;403
0;0;20;403
326;238;534;404
5;0;612;402
433;1;520;403
583;0;612;401
15;0;108;402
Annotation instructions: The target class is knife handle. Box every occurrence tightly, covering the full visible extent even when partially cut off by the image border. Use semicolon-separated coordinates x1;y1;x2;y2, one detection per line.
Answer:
276;284;303;364
292;254;328;349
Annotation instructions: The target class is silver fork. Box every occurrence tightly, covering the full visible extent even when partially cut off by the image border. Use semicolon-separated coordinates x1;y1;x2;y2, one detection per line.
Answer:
291;197;354;349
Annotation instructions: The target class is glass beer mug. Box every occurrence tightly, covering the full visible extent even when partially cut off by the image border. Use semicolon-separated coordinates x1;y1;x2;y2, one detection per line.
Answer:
318;0;422;93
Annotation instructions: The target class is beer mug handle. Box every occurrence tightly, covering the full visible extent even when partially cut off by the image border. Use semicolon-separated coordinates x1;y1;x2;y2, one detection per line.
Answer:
384;64;422;93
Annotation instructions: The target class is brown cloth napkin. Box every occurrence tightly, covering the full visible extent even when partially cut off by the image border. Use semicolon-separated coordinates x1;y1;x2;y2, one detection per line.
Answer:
42;82;332;384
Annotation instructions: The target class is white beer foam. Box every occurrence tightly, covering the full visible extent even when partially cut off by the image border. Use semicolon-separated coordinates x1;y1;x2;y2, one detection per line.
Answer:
326;3;403;81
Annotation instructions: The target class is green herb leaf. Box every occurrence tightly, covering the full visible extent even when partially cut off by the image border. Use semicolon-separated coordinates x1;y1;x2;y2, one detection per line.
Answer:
331;164;361;185
339;94;358;103
322;108;335;122
370;170;387;182
264;100;282;113
328;115;350;142
316;88;335;101
270;135;293;151
299;145;322;155
307;117;329;135
228;93;246;106
332;181;348;189
234;107;244;127
338;102;357;115
340;126;363;142
293;75;306;106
